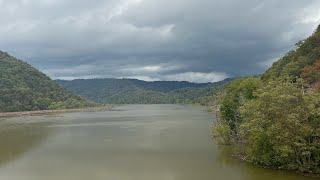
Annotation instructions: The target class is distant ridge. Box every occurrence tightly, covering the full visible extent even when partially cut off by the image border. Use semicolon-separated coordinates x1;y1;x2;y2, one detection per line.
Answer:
56;78;232;104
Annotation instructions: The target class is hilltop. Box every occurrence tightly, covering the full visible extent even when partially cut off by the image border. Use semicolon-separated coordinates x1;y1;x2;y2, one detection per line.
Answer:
262;24;320;90
0;51;95;112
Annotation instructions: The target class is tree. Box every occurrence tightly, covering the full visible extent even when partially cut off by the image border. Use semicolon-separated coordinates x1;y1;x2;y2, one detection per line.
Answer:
214;77;261;143
240;81;320;173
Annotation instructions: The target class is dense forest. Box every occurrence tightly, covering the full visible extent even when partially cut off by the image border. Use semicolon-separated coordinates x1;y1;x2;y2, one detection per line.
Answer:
0;51;96;112
213;25;320;174
57;78;232;105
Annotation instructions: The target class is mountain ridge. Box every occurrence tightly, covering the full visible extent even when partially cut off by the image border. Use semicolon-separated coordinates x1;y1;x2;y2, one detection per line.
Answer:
56;78;232;104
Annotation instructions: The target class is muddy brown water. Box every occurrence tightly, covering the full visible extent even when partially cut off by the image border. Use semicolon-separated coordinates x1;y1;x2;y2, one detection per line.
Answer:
0;105;316;180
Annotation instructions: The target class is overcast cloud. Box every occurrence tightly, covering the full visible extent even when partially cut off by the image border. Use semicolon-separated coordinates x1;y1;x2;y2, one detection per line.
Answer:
0;0;320;82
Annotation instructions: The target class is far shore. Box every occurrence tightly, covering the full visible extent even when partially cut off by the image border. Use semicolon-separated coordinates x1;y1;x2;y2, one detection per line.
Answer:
0;105;113;118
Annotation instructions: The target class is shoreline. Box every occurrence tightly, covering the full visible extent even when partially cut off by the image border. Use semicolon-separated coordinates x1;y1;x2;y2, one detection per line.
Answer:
207;106;320;178
232;154;320;178
0;105;113;118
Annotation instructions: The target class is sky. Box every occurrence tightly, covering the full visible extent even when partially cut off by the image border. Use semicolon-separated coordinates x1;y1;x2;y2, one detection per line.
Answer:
0;0;320;83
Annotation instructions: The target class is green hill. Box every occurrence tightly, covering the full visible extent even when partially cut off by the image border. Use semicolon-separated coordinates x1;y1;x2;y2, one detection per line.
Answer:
56;78;232;104
214;25;320;174
0;51;95;112
262;24;320;85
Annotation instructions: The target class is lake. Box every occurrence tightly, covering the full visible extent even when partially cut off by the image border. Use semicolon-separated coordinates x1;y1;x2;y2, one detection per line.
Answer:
0;105;316;180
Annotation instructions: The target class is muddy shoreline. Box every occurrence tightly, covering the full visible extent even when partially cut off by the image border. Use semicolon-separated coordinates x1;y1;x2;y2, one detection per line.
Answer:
0;105;113;118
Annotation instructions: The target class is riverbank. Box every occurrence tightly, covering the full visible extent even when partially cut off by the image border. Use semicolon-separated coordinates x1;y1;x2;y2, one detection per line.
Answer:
0;105;113;118
231;152;320;178
207;105;320;178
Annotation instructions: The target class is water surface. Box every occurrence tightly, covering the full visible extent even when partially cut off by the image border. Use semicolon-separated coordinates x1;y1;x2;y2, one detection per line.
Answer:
0;105;316;180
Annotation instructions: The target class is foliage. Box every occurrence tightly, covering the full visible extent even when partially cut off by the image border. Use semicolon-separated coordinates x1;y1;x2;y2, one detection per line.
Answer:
302;59;320;91
214;25;320;174
262;25;320;82
239;82;320;173
216;77;261;140
0;51;96;112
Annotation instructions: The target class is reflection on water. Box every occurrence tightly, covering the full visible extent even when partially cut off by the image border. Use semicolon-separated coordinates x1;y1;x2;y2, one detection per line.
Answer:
215;145;315;180
0;105;317;180
0;117;51;167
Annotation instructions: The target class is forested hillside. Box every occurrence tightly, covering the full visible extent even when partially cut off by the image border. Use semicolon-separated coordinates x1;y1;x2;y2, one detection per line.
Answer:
262;25;320;83
57;78;231;104
213;25;320;174
0;51;95;112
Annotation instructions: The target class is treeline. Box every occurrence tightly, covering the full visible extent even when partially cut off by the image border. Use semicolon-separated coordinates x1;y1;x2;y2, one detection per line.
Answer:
57;78;232;105
0;51;96;112
213;25;320;174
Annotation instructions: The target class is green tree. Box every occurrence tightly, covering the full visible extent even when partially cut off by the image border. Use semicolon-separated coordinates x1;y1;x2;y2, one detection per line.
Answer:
214;77;261;143
240;81;320;173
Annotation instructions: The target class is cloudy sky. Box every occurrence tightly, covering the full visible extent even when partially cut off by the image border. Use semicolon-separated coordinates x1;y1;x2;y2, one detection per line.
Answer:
1;0;320;82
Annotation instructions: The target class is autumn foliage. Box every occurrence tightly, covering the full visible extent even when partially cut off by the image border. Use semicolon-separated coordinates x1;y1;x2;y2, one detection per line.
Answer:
302;60;320;91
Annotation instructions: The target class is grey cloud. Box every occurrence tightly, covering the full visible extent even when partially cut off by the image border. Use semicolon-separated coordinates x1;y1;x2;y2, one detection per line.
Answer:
1;0;320;82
